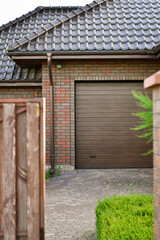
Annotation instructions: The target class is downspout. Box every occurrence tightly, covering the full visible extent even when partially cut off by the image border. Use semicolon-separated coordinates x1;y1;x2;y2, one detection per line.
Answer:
47;53;54;174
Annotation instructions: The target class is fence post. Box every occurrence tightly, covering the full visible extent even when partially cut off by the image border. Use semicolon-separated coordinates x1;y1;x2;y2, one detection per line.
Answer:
3;104;16;240
144;71;160;240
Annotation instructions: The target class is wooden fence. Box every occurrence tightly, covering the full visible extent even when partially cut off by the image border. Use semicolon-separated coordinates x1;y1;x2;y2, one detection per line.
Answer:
0;99;45;240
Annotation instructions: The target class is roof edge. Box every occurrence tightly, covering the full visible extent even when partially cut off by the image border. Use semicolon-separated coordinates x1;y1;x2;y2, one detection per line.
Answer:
7;49;156;56
0;81;42;87
7;50;159;66
7;0;105;52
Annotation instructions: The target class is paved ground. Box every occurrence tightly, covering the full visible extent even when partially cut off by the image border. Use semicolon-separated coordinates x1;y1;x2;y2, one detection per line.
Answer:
45;169;153;240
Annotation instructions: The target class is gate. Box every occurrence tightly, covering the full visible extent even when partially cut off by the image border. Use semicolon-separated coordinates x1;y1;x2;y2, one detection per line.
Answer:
0;99;45;240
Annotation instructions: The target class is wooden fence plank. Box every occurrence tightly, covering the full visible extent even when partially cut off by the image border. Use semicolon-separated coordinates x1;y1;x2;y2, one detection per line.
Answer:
16;107;27;240
0;99;45;240
0;106;3;239
27;103;40;240
39;99;45;240
3;104;16;240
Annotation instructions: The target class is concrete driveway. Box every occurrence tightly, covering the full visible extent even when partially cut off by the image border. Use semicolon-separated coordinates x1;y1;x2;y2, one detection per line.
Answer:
45;169;153;240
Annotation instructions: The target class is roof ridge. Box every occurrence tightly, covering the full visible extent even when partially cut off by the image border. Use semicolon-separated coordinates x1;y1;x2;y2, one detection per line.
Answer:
7;0;105;52
0;6;44;32
36;6;80;9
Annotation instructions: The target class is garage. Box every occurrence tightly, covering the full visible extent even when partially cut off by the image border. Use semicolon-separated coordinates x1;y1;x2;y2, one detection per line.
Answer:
76;82;153;169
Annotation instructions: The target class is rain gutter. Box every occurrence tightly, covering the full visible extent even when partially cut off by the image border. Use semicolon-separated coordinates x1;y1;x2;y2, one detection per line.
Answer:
47;52;54;174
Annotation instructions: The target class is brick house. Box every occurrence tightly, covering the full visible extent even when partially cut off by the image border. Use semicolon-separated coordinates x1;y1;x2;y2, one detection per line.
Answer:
0;0;160;172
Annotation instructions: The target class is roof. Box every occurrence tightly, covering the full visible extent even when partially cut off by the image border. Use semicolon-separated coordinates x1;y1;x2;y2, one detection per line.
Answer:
7;0;160;54
0;6;79;81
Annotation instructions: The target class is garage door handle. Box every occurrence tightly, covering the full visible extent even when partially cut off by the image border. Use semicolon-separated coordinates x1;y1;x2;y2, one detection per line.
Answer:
90;155;96;158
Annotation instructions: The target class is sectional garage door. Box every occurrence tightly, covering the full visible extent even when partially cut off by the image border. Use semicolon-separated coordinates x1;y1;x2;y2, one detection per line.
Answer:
76;82;153;169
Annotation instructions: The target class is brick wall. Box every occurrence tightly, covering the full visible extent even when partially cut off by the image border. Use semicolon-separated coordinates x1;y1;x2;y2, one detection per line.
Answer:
0;87;42;98
42;59;160;166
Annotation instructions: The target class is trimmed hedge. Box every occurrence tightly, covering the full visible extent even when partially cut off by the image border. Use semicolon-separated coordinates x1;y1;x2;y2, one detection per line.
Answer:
96;194;153;240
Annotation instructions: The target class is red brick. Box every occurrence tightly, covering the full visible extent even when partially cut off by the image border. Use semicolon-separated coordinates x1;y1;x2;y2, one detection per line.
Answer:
46;133;51;136
62;157;70;160
62;145;70;148
102;70;110;73
56;88;65;91
45;162;51;165
62;139;69;142
57;160;65;163
62;109;69;112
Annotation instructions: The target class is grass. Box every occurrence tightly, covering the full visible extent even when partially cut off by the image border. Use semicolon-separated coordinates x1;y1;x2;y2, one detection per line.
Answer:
95;194;153;240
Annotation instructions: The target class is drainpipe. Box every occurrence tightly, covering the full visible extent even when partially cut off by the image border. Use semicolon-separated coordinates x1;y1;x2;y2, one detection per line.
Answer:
47;53;54;174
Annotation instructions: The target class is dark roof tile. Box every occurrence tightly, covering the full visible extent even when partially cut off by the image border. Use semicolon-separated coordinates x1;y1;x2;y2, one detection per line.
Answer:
8;0;160;54
0;6;79;80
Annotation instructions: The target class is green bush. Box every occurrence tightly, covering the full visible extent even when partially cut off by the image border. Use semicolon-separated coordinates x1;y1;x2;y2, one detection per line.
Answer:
45;167;53;179
131;90;153;155
96;194;153;240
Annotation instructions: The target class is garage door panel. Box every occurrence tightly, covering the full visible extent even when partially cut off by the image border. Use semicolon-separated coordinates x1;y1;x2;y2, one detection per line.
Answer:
76;156;151;169
77;98;140;104
76;117;140;122
76;103;141;109
76;146;150;154
76;82;152;169
76;94;138;99
77;126;139;131
77;137;140;142
76;162;152;169
77;91;143;95
76;108;140;113
76;121;139;128
77;112;141;118
76;130;143;137
76;154;151;161
76;138;151;145
76;83;144;91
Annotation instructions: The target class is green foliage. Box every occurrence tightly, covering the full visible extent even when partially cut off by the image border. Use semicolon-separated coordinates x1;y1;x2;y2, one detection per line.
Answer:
95;194;153;240
54;164;62;177
45;165;62;179
45;167;53;179
131;90;153;155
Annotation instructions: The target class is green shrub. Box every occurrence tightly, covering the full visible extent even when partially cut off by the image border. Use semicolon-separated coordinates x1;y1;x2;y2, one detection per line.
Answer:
45;165;62;179
45;167;53;179
131;90;153;155
96;194;153;240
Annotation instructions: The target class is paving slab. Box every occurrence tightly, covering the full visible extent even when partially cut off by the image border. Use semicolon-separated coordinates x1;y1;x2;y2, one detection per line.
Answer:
45;169;153;240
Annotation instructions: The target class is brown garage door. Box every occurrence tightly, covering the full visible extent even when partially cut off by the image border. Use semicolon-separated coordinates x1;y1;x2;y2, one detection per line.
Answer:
76;82;153;169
